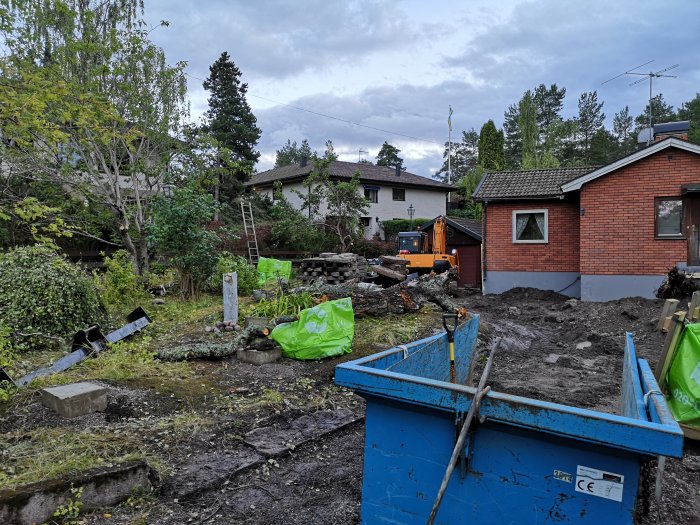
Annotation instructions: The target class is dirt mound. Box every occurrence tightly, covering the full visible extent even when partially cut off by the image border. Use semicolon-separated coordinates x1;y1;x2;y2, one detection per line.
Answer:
497;286;569;303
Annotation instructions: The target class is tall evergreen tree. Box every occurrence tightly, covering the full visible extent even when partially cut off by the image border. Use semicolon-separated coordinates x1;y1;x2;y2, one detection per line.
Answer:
678;94;700;144
518;91;539;169
274;138;318;167
503;103;522;169
376;141;403;168
203;51;261;204
576;91;605;164
612;106;636;156
634;94;676;130
534;83;566;131
434;129;478;183
477;120;505;170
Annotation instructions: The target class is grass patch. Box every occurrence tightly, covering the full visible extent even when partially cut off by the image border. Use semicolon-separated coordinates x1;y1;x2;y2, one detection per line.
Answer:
0;427;142;491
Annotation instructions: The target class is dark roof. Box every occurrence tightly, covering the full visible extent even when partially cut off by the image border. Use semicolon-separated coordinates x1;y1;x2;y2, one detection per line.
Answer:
472;166;596;201
420;215;482;241
247;160;452;191
654;120;690;134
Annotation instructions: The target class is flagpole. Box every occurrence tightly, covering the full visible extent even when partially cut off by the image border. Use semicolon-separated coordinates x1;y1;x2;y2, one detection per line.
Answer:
447;106;453;209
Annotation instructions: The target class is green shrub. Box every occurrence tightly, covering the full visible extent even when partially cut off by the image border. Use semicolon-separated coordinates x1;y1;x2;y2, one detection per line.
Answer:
0;245;103;351
96;250;149;313
207;253;258;296
247;290;315;318
380;218;431;240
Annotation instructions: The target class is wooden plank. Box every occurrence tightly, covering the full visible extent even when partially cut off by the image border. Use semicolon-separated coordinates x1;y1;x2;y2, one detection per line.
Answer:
690;291;700;320
680;423;700;441
661;316;674;333
657;299;679;331
655;311;686;391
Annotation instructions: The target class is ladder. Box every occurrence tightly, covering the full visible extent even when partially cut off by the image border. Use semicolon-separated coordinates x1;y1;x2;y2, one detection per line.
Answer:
240;199;259;264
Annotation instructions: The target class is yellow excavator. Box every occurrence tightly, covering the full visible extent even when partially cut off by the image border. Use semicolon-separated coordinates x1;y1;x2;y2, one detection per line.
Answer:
396;216;459;274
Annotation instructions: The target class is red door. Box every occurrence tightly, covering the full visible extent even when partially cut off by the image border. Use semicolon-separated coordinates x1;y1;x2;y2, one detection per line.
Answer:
454;245;481;288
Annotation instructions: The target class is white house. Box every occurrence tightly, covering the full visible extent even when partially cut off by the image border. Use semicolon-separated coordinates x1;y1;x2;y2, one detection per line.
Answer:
246;159;451;239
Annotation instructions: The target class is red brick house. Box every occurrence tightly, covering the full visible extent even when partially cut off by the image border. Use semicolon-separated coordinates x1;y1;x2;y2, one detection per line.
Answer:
473;137;700;301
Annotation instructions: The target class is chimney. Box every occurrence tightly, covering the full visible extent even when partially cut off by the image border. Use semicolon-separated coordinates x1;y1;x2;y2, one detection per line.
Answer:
300;156;308;167
395;165;401;177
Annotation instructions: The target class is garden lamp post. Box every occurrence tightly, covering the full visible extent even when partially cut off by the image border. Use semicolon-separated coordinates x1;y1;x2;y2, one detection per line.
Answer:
408;203;415;230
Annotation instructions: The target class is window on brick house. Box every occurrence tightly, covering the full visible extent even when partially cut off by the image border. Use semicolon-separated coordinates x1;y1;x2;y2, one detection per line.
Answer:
655;198;683;237
512;209;548;243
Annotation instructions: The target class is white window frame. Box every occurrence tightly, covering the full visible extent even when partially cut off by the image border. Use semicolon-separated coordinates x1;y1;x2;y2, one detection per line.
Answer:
512;209;548;244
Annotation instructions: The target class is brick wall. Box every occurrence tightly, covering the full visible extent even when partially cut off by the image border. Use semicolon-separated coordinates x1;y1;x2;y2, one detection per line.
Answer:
485;199;580;272
580;146;700;275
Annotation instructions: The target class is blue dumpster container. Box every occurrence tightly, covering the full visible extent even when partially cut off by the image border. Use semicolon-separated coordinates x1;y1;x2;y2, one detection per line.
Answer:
335;315;683;524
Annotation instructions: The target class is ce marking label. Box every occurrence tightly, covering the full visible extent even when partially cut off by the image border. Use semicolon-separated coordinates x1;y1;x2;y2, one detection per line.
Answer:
574;465;624;502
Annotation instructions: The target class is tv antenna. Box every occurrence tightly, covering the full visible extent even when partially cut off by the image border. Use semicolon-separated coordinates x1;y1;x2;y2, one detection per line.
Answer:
602;60;679;144
358;148;368;162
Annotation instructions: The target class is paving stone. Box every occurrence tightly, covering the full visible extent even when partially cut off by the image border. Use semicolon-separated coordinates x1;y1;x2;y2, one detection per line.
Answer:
576;341;592;350
544;353;560;364
41;382;107;418
245;408;362;456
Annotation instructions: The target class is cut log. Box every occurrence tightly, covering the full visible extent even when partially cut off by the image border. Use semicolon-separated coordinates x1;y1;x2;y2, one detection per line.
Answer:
379;255;409;266
372;264;407;282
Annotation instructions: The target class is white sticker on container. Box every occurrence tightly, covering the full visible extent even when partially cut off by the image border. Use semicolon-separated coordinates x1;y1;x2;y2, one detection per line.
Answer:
575;465;624;502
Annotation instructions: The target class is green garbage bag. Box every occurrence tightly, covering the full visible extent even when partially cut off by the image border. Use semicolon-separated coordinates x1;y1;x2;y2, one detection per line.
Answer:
666;323;700;426
257;256;292;285
270;297;354;360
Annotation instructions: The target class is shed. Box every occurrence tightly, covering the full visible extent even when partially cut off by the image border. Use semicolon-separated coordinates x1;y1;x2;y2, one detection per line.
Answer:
421;216;482;288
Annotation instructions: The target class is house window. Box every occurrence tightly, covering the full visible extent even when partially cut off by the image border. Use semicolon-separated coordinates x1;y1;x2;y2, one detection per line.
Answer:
364;188;378;203
512;209;548;243
392;188;405;201
655;198;683;237
360;217;371;228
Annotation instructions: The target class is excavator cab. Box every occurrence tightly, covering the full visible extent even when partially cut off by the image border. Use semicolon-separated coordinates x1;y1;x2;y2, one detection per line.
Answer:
397;232;426;254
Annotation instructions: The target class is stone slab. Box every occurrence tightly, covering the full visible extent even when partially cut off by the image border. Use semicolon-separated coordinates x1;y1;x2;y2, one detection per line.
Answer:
244;316;270;329
245;408;362;456
223;272;238;323
41;382;107;418
0;460;152;525
163;449;263;500
238;347;282;365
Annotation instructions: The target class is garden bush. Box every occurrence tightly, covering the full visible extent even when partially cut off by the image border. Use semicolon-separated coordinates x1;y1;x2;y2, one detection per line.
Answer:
207;253;258;296
96;250;150;313
380;218;431;241
0;245;103;351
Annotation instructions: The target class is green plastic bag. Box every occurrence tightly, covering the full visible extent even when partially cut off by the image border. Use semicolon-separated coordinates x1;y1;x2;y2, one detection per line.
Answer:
257;256;292;285
666;323;700;426
270;297;354;360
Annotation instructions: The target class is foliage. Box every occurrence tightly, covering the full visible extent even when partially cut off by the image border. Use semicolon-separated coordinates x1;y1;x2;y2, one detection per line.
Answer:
297;159;370;252
455;167;485;220
149;186;219;298
207;253;258;296
477;120;505;170
267;190;336;253
678;93;700;144
96;250;149;314
0;324;17;402
380;218;432;240
375;141;403;168
518;90;539;169
352;235;395;257
52;485;84;524
275;139;314;167
0;245;103;351
1;1;189;275
247;290;315;318
577;91;605;163
202;51;261;202
434;129;478;183
635;94;676;129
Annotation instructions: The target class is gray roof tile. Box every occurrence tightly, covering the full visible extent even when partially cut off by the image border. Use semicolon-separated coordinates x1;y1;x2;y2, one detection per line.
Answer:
473;167;596;201
247;160;452;191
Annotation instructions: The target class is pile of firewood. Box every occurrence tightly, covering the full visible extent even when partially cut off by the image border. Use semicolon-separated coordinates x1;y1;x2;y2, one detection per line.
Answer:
372;255;410;283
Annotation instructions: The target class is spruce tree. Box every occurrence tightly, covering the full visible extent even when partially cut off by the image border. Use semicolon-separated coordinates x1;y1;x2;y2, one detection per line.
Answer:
477;120;505;171
203;51;261;203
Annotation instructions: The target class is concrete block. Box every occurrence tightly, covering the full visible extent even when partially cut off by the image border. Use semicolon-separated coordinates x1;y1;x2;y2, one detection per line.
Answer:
238;347;282;365
41;382;107;418
223;272;238;323
244;316;270;329
575;341;592;350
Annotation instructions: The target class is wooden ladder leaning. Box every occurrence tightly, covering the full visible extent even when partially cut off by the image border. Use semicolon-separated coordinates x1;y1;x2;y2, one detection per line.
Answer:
240;200;259;265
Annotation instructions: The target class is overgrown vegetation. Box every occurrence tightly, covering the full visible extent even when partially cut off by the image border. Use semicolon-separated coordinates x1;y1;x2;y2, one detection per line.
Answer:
207;252;258;296
95;250;150;316
380;218;431;240
0;246;103;352
246;290;315;318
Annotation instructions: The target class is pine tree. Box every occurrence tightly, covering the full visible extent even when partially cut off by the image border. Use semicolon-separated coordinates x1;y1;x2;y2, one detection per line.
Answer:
203;51;261;203
634;94;676;130
576;91;605;164
376;141;403;168
477;120;505;170
678;94;700;144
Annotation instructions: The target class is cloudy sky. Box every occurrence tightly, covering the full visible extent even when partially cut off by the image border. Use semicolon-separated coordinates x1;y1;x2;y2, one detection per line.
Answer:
145;0;700;178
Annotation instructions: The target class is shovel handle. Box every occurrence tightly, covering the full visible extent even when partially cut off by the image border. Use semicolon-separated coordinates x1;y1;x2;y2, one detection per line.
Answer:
442;313;458;340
